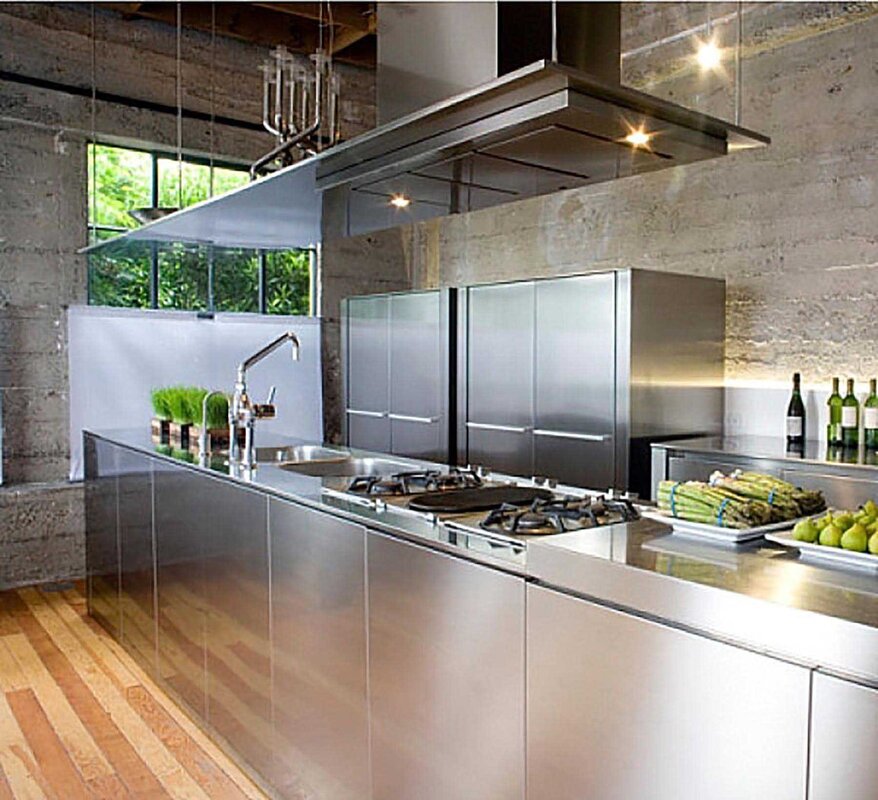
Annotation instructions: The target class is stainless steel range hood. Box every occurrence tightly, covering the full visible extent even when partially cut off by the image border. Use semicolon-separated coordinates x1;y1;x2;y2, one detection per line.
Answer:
318;2;769;237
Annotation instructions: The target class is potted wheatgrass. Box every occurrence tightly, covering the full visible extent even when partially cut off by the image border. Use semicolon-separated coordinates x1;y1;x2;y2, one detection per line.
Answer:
151;386;230;451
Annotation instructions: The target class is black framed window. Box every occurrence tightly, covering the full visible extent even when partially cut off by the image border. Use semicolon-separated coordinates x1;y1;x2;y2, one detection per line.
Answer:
87;143;313;315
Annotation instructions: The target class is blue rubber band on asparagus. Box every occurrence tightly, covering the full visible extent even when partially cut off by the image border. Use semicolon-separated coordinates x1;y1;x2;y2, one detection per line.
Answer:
767;489;775;506
670;482;680;517
717;497;730;526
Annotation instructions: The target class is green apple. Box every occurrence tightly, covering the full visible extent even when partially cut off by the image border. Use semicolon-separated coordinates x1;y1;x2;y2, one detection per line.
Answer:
841;523;868;552
819;524;844;548
792;519;819;543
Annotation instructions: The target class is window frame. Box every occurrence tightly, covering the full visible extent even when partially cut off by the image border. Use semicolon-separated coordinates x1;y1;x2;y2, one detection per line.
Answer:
87;142;315;315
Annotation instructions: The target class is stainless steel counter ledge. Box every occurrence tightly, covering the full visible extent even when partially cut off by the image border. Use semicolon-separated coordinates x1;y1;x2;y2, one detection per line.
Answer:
88;428;878;685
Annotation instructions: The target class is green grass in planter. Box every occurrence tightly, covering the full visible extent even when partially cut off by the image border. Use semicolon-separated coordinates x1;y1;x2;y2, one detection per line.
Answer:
202;392;230;430
165;386;194;425
150;387;173;421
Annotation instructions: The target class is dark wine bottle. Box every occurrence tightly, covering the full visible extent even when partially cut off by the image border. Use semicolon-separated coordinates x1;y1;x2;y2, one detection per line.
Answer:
785;372;805;445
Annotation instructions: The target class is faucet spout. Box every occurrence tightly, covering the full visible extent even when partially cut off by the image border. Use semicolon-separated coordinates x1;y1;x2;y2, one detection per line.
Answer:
237;331;300;385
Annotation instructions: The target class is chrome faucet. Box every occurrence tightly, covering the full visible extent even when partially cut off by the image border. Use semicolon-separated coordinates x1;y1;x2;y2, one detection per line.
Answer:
229;331;300;470
198;390;227;465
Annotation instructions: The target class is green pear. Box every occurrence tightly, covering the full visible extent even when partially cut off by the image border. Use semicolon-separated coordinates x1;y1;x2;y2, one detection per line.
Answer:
869;532;878;555
841;523;868;552
814;514;833;531
819;524;844;548
864;499;878;517
833;513;855;530
792;519;819;543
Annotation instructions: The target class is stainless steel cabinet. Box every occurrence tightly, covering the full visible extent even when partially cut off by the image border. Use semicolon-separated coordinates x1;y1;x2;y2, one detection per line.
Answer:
347;294;391;453
667;454;771;483
466;280;535;476
154;460;208;718
367;531;525;800
534;273;615;488
781;468;878;509
269;500;369;800
85;437;120;637
527;585;810;800
201;479;271;780
809;673;878;800
117;447;156;675
345;290;452;461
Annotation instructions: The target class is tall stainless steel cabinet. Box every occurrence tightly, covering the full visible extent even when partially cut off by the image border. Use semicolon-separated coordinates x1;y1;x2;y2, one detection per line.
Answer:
459;269;724;494
341;289;455;462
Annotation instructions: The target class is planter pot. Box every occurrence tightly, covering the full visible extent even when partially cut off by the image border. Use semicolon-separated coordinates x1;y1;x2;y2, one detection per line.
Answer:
168;422;192;449
190;425;232;451
151;418;171;444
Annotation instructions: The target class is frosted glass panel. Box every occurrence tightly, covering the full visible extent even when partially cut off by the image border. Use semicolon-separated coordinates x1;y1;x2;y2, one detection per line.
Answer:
67;306;323;479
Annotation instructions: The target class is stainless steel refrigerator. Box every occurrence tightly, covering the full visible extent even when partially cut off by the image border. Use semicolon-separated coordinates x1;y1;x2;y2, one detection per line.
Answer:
341;289;455;462
457;269;725;496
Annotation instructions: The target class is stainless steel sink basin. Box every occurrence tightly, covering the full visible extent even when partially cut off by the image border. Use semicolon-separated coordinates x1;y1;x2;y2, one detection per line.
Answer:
277;457;414;477
255;444;350;465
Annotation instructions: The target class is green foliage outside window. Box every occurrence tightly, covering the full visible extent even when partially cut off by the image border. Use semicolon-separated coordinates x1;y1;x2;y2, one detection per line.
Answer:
87;143;312;316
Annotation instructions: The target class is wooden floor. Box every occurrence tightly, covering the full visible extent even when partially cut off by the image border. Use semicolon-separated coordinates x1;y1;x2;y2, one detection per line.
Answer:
0;583;268;800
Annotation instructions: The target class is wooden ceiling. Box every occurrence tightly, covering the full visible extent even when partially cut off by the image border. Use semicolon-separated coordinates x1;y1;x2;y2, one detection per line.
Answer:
106;3;377;67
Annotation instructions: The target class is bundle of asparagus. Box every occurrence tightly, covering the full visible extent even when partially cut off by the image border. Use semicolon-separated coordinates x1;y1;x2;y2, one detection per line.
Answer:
657;480;774;529
709;470;826;520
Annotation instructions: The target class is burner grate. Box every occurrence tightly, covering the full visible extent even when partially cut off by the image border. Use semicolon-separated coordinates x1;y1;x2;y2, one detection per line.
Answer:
348;467;482;497
480;495;640;536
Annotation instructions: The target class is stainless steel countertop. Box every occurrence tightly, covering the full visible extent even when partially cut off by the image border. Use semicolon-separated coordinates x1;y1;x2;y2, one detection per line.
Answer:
89;428;878;685
653;434;878;473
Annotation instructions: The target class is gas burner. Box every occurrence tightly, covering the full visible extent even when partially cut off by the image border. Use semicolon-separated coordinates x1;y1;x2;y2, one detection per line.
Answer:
348;467;482;497
480;495;640;536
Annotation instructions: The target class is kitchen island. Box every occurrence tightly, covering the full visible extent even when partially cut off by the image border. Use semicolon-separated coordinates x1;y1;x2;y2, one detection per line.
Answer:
85;429;878;800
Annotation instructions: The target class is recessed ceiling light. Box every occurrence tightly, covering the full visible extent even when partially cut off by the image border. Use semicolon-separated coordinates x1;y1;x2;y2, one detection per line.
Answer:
624;129;651;148
696;39;722;70
390;194;411;209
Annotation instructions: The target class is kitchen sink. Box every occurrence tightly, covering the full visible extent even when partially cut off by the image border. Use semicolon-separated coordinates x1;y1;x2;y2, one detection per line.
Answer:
277;457;415;477
255;444;350;465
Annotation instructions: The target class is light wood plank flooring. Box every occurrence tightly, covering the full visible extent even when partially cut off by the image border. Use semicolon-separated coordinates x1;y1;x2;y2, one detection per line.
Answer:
0;583;268;800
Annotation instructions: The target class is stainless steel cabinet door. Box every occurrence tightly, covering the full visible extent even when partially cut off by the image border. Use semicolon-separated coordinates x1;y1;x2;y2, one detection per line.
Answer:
389;291;445;460
368;532;525;800
781;468;878;509
810;673;878;800
347;295;391;452
527;586;809;800
117;447;156;675
269;500;369;800
201;479;271;780
534;273;615;488
466;281;535;476
85;436;120;637
154;461;208;718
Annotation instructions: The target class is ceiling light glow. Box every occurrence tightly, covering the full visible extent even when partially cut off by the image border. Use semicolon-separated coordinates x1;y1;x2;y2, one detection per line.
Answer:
696;39;722;70
390;194;411;209
624;129;651;148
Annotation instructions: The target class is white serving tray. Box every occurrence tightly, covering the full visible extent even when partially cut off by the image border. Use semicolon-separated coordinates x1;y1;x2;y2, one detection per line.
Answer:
642;510;804;544
765;529;878;573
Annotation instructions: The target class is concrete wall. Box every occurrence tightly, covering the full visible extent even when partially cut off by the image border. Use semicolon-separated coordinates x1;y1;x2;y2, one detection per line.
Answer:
320;2;878;441
0;2;376;586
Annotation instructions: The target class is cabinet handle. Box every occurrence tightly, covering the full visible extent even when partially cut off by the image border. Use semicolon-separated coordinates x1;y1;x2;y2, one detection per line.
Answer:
346;409;387;419
466;422;531;434
388;414;439;424
533;429;610;442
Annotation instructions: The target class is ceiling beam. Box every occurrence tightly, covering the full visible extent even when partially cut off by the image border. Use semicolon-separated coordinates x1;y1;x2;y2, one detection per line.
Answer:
103;3;375;67
331;9;376;54
253;3;374;32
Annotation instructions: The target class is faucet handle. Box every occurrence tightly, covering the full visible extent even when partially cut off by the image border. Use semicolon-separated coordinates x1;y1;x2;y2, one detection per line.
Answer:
265;385;277;404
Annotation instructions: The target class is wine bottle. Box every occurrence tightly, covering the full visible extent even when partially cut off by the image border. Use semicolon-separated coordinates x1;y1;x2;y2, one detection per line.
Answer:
864;378;878;450
785;372;805;445
842;378;860;448
827;377;843;445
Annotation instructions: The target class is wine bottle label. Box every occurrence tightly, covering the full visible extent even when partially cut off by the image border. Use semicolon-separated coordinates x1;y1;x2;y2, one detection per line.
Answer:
842;407;858;428
785;417;803;437
865;408;878;430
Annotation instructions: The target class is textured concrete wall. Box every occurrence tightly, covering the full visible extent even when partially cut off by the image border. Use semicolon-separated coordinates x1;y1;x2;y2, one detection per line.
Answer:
0;3;376;584
320;3;878;439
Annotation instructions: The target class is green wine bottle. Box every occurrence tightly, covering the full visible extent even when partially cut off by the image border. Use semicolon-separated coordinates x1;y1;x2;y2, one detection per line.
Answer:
827;377;843;445
842;378;860;448
864;378;878;450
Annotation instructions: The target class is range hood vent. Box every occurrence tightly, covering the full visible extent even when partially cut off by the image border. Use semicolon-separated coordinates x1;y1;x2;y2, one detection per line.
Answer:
317;2;769;237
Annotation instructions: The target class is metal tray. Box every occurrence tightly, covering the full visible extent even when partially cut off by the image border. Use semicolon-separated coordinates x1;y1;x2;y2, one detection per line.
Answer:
642;510;805;544
765;529;878;573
